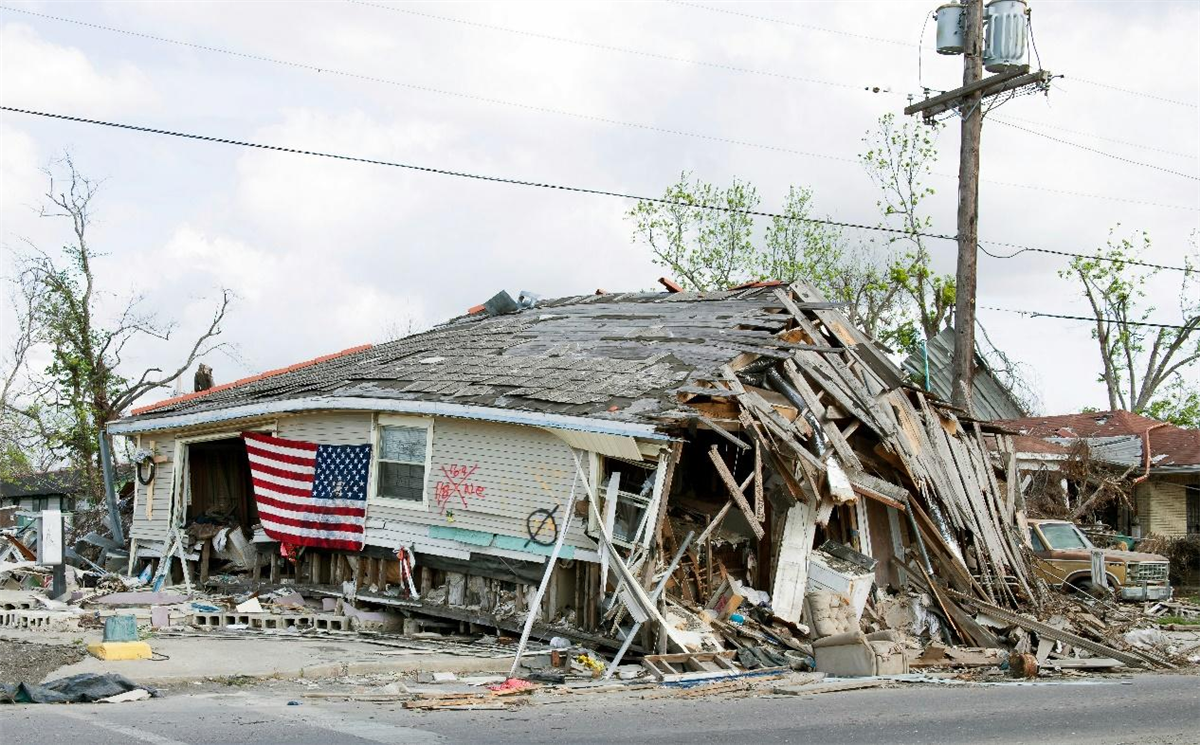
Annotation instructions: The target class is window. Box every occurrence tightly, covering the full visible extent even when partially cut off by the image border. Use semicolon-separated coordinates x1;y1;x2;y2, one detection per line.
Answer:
1187;485;1199;535
1028;528;1045;552
377;423;429;503
1039;522;1091;550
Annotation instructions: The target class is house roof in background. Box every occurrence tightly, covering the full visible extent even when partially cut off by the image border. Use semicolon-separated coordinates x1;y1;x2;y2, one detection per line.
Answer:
118;287;835;429
996;410;1200;469
0;465;133;500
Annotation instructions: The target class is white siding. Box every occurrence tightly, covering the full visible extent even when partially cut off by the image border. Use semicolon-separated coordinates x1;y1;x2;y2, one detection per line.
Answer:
126;410;601;559
276;412;373;446
367;418;596;554
129;435;176;542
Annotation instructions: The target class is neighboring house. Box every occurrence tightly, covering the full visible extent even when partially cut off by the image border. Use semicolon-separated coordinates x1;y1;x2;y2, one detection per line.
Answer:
0;469;82;528
107;283;1030;644
901;326;1027;422
996;410;1200;538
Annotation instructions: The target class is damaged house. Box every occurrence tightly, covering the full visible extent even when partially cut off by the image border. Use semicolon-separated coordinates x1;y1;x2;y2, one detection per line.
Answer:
108;282;1042;671
996;411;1200;539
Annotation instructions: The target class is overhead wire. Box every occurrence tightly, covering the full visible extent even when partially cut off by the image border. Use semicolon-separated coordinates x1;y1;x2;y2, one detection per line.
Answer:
980;306;1197;331
0;5;864;167
4;5;1194;216
990;119;1200;182
977;243;1194;275
0;105;951;241
2;105;1193;277
344;0;890;94
990;115;1200;160
671;0;1200;110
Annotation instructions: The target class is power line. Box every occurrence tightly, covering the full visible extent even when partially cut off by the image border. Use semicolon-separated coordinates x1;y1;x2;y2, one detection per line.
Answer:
10;6;1191;215
4;105;1193;278
981;306;1197;331
671;0;1200;111
990;118;1200;181
666;0;916;48
0;5;859;167
1068;77;1200;110
978;242;1194;275
345;0;891;94
991;115;1200;160
0;105;949;241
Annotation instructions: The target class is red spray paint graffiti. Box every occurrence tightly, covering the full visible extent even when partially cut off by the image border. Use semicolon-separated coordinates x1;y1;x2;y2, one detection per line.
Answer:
434;463;486;514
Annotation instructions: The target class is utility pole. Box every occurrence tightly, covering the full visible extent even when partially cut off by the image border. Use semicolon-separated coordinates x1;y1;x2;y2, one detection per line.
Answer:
951;0;984;413
904;0;1050;415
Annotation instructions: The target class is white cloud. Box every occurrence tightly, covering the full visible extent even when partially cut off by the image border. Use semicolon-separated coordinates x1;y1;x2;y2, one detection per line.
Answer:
1;0;1196;416
0;22;154;113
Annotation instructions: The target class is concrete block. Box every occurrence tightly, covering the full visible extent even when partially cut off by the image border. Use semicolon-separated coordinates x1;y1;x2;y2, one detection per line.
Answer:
151;607;170;628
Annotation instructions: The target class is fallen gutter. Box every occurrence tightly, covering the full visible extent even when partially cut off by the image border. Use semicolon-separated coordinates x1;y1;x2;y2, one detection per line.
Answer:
106;395;672;440
1131;422;1168;487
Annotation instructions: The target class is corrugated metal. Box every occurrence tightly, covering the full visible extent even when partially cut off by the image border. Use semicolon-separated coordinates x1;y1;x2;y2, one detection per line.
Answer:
901;327;1025;421
1046;435;1143;468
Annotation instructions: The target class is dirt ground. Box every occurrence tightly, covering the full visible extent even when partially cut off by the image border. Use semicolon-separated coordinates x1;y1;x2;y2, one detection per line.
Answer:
0;637;87;685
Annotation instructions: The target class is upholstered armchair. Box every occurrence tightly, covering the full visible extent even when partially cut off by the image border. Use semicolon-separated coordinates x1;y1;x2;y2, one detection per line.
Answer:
805;591;908;677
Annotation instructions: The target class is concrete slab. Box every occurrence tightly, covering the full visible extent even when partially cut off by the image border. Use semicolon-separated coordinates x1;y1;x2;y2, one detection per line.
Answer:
45;634;512;685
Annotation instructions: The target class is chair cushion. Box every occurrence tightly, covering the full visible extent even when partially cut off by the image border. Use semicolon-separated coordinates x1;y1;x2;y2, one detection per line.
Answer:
805;591;857;638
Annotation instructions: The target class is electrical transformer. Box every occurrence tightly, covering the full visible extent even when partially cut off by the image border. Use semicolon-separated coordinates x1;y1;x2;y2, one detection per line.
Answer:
935;3;965;55
984;0;1030;72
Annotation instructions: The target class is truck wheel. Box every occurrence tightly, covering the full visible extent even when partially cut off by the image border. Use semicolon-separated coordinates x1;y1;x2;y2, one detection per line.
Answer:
1065;578;1108;599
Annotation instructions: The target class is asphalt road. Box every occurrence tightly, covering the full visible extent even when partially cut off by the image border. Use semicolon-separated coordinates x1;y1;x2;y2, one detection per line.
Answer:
2;674;1197;745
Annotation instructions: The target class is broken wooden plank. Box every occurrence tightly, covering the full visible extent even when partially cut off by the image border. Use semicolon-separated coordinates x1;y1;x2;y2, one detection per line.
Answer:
708;445;765;540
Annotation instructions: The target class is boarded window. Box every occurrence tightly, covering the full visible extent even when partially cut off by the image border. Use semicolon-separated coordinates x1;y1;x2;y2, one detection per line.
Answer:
378;425;427;502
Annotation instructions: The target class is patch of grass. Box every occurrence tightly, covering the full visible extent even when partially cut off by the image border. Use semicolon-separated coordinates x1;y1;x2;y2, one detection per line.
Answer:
1154;615;1200;626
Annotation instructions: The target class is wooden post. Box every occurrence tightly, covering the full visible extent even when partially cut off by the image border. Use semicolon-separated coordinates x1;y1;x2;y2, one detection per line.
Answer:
951;0;984;413
199;538;211;584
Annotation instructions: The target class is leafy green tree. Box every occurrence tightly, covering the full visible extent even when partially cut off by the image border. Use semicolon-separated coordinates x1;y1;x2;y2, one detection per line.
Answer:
859;113;955;347
2;155;231;501
626;173;758;292
1062;226;1199;415
1145;378;1200;428
627;174;907;343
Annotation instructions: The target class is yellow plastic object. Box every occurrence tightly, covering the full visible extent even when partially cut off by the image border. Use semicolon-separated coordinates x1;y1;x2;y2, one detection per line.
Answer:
87;641;153;660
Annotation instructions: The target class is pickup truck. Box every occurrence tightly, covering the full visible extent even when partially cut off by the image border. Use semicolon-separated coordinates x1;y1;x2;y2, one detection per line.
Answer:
1027;519;1172;601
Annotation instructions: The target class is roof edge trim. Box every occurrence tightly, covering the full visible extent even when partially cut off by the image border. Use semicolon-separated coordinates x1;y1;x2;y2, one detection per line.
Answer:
108;396;671;441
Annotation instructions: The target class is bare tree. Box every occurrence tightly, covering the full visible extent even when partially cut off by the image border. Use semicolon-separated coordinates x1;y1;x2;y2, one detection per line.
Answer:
2;154;232;500
1062;226;1199;415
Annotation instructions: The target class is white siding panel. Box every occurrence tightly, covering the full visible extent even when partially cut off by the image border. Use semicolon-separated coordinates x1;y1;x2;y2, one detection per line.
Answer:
129;436;176;542
277;412;372;446
366;418;596;554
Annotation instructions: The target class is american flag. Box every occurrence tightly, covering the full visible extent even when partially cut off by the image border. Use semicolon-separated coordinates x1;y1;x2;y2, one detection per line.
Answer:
242;431;371;551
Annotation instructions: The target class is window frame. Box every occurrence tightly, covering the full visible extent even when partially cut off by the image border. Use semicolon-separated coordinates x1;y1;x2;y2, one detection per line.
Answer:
371;414;434;510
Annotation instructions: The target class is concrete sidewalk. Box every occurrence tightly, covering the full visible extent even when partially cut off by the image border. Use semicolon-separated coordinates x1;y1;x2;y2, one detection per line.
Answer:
6;629;514;686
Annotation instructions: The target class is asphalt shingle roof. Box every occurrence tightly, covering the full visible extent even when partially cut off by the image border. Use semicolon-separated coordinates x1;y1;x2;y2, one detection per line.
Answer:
123;288;813;428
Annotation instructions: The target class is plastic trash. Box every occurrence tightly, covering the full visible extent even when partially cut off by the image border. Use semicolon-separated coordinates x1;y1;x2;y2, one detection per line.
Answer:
0;673;159;704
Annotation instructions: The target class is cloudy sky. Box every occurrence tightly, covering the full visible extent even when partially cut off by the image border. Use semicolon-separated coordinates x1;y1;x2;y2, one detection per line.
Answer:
1;0;1197;415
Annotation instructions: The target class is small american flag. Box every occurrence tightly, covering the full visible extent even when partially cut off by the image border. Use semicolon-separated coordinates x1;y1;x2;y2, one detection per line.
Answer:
242;431;371;551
